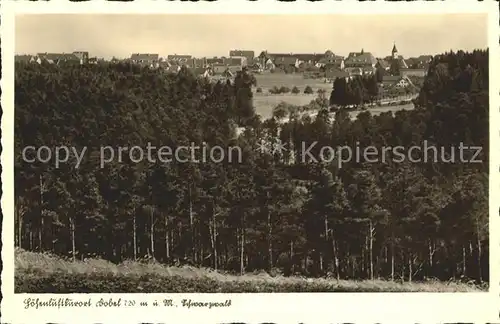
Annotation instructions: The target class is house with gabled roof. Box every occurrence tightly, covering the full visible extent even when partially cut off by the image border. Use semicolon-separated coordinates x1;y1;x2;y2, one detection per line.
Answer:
166;65;181;74
167;54;193;64
376;59;390;71
381;75;414;88
88;57;99;64
344;50;377;75
226;65;243;75
190;67;212;78
73;51;89;64
130;53;160;68
400;68;427;77
405;55;433;69
191;58;207;68
36;53;82;65
317;55;345;70
249;62;263;73
229;50;255;62
264;58;275;70
325;68;350;83
293;53;324;64
158;60;172;69
224;56;247;67
395;57;408;69
298;61;320;73
212;64;229;75
15;55;36;64
206;57;225;65
274;56;300;70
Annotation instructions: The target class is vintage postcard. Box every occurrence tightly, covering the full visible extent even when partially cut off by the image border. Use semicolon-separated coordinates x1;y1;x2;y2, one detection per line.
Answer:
1;1;499;323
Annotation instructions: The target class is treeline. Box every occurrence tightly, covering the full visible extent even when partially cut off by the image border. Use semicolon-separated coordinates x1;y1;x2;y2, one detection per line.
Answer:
15;49;489;283
329;74;418;107
329;75;379;106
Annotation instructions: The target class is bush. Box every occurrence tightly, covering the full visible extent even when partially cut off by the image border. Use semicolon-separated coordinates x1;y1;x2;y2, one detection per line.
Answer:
256;87;262;93
291;86;300;94
304;86;313;94
269;86;280;94
279;86;291;94
268;86;294;94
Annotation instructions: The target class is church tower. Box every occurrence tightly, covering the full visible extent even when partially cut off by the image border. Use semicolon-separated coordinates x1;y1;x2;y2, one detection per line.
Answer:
392;42;398;59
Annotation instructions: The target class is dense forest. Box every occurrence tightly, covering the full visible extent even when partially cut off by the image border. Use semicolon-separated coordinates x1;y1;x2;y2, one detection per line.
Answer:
14;49;489;283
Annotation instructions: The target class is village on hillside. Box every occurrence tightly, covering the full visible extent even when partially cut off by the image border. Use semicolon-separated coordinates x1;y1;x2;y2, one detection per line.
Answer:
15;44;431;90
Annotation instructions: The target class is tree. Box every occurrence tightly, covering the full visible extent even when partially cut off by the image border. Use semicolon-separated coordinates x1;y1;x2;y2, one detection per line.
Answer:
14;50;489;284
304;85;314;94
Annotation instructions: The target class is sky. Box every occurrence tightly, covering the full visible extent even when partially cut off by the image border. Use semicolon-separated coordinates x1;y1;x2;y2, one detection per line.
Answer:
15;14;488;59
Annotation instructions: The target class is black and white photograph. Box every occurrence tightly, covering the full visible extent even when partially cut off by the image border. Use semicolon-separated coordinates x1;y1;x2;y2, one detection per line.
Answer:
3;1;500;322
10;12;492;296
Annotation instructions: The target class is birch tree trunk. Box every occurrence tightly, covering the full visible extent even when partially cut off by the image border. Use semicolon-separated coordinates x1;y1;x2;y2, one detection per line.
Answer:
16;199;23;248
150;206;155;260
267;210;273;271
209;203;218;271
477;230;482;283
39;174;44;251
70;216;76;262
165;216;170;260
240;225;245;275
391;233;395;281
462;245;466;276
428;239;433;268
332;235;340;281
408;252;413;283
133;212;137;261
189;185;195;262
369;220;374;280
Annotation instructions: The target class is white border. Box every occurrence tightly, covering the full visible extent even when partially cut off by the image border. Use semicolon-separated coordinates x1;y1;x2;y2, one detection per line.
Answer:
2;1;499;323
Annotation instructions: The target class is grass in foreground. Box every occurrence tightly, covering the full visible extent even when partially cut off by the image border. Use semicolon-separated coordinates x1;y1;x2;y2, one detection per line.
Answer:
15;249;486;293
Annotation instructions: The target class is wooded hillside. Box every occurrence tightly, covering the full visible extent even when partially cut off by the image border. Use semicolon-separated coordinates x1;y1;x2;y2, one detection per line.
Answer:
14;49;489;283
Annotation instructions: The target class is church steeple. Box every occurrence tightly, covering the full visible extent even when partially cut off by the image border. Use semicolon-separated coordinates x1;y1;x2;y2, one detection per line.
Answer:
392;42;398;58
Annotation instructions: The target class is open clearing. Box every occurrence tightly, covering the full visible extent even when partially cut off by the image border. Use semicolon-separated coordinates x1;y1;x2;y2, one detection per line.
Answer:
253;73;417;119
15;248;485;293
254;93;317;119
254;93;415;120
255;73;332;92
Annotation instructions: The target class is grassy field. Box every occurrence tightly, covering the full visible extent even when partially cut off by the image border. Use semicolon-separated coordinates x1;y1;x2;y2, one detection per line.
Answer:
253;93;317;119
253;73;330;118
255;73;332;92
15;248;486;293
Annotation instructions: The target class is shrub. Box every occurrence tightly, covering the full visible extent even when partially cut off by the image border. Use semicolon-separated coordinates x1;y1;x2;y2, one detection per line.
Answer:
291;86;300;94
279;86;291;94
256;87;263;93
304;86;313;94
269;86;280;94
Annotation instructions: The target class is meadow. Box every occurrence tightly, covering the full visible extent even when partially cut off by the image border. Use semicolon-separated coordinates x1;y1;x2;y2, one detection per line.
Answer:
254;72;332;92
15;248;485;293
252;73;416;119
253;72;331;118
253;93;317;119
